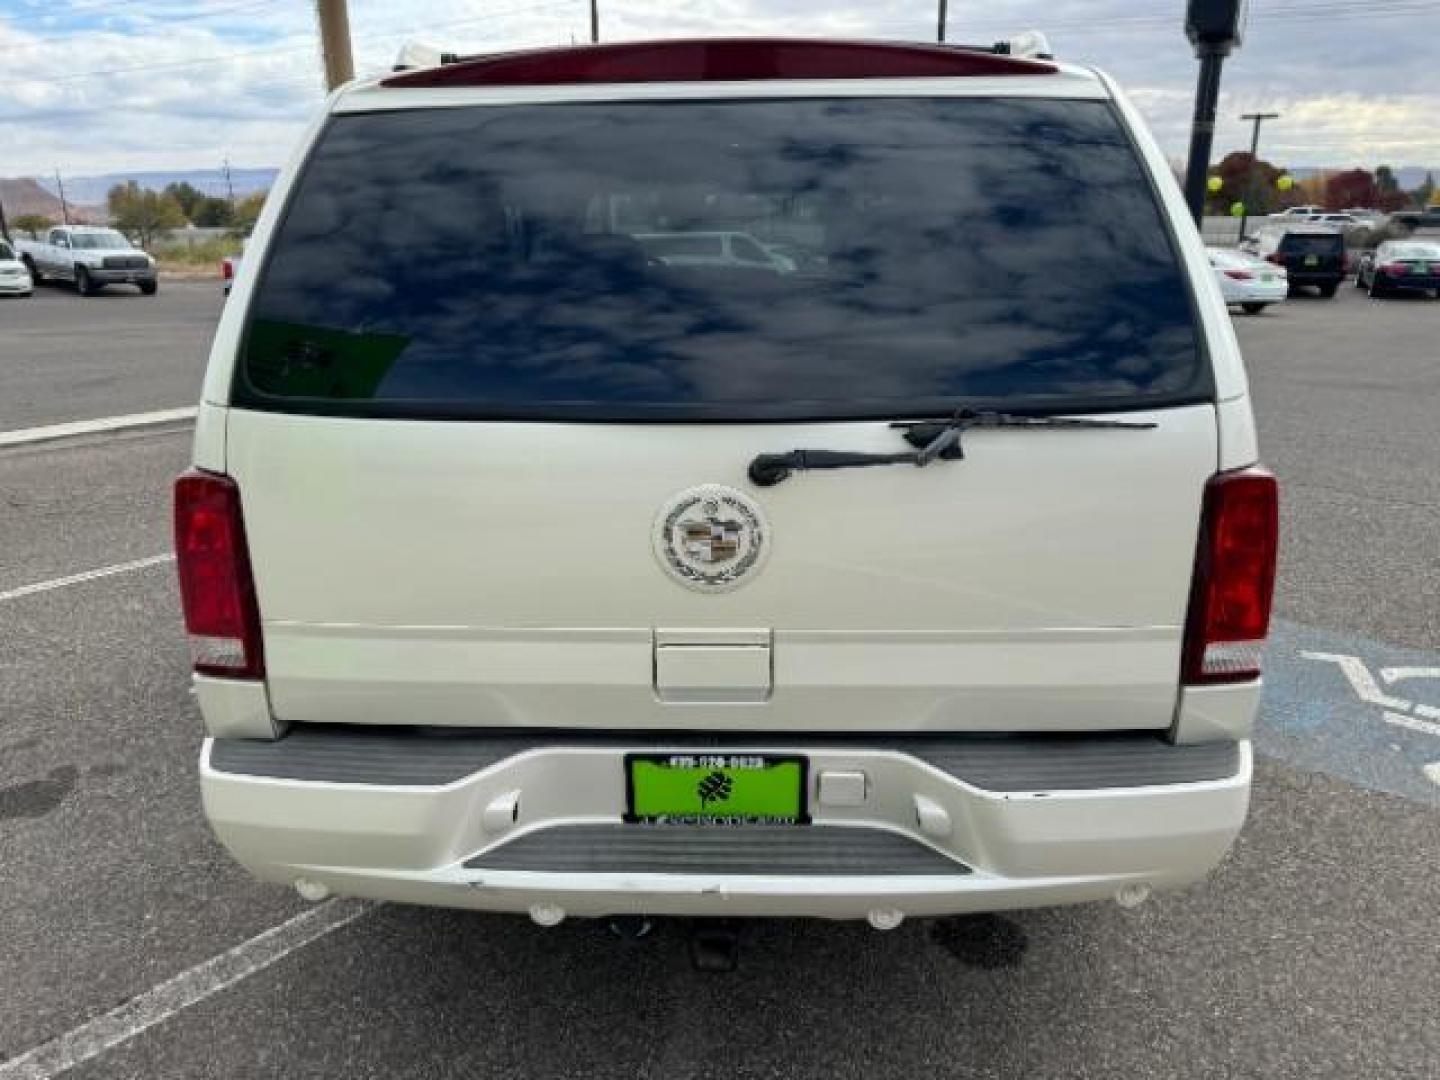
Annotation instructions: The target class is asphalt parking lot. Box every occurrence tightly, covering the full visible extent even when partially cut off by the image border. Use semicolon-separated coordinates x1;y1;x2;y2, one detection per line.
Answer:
0;280;218;432
2;282;1437;1078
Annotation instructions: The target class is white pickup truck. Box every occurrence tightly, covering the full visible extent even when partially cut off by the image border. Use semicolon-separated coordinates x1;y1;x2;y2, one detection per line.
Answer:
16;225;157;296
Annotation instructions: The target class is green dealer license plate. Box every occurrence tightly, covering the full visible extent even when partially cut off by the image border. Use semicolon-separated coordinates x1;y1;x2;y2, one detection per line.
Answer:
626;754;808;824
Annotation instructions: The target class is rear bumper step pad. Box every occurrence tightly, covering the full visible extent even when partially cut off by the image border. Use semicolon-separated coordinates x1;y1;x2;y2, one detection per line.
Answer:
209;726;1240;792
465;824;968;876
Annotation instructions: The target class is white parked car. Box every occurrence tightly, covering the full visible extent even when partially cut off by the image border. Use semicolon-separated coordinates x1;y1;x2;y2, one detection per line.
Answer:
179;36;1273;942
0;239;34;296
1304;213;1357;229
1208;247;1287;313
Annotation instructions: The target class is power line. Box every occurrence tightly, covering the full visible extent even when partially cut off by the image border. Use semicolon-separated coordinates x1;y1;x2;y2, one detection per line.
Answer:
959;0;1437;39
1;0;158;27
5;0;576;84
0;0;276;31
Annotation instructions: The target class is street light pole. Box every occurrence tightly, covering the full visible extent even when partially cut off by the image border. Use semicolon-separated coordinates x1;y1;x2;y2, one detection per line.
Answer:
937;0;948;42
1181;44;1226;226
1182;1;1247;226
315;0;354;91
590;0;599;43
1237;111;1279;242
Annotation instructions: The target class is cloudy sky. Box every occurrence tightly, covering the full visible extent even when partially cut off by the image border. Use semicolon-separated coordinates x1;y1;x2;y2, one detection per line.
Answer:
2;0;1436;179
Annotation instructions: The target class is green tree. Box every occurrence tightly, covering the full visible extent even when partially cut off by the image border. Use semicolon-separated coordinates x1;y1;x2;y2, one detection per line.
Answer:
231;191;266;235
1373;165;1410;211
108;181;185;247
1414;171;1436;208
12;213;54;238
163;181;206;221
192;196;234;228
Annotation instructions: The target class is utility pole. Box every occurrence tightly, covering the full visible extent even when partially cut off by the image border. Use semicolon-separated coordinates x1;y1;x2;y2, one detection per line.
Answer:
1237;111;1279;242
55;169;71;225
222;158;236;210
315;0;354;91
937;0;948;42
0;188;10;244
589;0;599;43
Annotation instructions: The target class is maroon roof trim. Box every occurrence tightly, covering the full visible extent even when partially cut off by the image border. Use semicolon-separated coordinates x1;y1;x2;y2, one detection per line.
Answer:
381;38;1056;89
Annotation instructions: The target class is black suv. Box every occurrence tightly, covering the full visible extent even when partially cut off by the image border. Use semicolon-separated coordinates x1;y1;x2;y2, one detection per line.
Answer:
1248;230;1346;297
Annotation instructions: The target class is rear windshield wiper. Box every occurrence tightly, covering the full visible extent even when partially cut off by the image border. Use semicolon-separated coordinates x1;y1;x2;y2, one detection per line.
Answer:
747;409;1157;487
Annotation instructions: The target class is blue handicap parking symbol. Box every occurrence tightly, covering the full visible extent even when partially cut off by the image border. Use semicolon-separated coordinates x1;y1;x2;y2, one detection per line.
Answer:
1260;619;1440;805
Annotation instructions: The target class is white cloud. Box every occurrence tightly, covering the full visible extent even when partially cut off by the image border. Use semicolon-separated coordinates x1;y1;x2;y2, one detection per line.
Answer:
1;0;1436;180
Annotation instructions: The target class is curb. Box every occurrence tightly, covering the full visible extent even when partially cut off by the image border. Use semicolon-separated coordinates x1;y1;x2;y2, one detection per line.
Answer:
0;407;198;450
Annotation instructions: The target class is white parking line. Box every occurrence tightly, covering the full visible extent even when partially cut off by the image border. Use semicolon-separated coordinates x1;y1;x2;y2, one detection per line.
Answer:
0;554;176;604
0;900;373;1079
0;407;197;449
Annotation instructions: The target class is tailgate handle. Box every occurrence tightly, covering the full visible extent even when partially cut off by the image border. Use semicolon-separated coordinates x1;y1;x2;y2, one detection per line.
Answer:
653;629;772;704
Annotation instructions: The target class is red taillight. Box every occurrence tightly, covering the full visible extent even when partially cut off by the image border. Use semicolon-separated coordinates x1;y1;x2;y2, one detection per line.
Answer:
174;470;263;679
1223;269;1253;280
1379;263;1408;276
1181;467;1279;685
1264;253;1286;265
382;38;1056;88
222;259;234;281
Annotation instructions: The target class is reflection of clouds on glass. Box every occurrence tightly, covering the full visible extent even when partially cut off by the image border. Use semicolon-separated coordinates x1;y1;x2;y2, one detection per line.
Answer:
242;98;1203;415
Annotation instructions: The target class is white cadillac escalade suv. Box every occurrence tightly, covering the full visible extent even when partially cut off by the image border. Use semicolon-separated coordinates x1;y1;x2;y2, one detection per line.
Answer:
178;37;1277;932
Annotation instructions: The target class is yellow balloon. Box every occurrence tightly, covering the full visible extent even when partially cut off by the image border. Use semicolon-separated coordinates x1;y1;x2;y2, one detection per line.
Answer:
1277;175;1294;191
1207;176;1223;193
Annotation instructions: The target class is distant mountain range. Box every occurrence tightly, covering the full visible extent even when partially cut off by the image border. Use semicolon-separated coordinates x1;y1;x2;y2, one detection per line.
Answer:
32;168;279;206
0;176;105;224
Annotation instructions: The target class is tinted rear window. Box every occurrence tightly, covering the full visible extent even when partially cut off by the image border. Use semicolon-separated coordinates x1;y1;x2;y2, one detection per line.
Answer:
1280;234;1343;255
237;98;1208;421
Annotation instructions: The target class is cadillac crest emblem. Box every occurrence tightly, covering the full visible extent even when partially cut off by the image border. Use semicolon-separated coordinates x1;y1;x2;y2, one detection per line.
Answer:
653;485;769;593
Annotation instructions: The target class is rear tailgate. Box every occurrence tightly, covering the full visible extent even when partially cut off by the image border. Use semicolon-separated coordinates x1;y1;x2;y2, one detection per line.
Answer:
228;405;1214;732
221;87;1220;735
